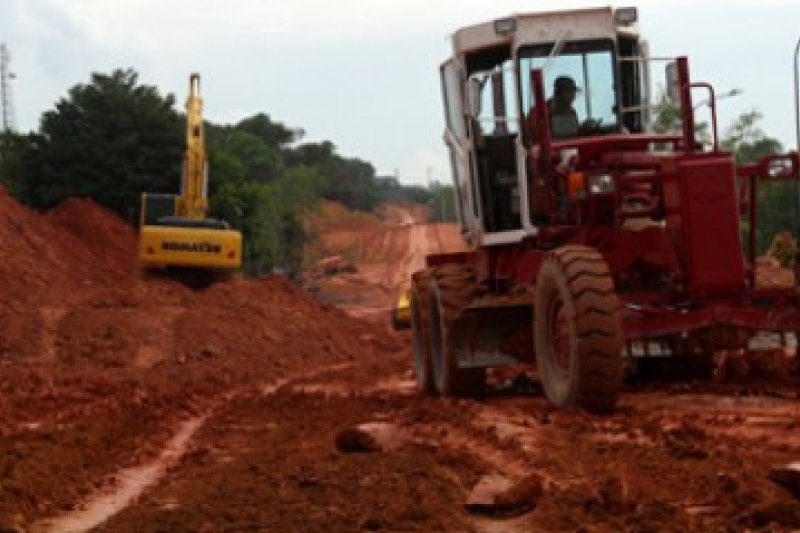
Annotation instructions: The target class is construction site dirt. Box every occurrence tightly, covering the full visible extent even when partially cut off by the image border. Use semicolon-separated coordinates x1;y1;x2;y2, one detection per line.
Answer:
2;192;800;532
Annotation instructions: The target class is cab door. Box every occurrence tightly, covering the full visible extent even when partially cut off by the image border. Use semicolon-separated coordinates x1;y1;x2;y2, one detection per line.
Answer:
440;59;481;244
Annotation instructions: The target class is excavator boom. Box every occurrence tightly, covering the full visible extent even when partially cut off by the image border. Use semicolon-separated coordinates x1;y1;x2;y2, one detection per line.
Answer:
179;73;208;220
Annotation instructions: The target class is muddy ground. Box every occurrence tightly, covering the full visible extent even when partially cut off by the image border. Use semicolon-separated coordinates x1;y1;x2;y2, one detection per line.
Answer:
2;194;800;532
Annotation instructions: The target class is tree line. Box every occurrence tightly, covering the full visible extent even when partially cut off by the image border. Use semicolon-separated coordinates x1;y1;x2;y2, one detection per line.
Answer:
0;69;791;278
0;69;452;277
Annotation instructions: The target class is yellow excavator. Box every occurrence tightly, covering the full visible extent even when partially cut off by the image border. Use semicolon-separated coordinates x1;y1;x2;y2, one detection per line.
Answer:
139;73;242;277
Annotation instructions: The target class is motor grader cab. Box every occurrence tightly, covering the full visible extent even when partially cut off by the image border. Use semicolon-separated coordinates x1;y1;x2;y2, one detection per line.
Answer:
139;74;242;277
409;6;800;412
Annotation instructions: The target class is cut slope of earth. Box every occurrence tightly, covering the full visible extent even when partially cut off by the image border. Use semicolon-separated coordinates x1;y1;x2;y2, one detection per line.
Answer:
0;189;400;528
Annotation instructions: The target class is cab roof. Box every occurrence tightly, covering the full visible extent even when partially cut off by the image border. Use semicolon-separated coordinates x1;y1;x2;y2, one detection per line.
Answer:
450;7;638;57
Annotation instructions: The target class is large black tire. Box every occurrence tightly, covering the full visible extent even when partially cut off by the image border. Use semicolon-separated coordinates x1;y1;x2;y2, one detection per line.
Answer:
429;264;486;397
534;245;623;414
410;270;436;395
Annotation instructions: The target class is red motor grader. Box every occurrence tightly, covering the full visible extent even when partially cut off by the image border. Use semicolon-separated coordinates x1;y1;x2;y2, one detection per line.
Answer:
410;6;800;413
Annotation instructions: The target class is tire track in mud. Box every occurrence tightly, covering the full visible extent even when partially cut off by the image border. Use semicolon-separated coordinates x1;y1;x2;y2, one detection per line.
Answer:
36;308;800;533
33;416;208;533
30;360;366;533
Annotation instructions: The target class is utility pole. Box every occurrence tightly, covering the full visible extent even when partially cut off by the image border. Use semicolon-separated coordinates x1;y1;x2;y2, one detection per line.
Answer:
0;44;16;133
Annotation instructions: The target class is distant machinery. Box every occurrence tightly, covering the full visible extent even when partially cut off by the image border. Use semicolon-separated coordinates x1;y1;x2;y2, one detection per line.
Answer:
0;44;16;132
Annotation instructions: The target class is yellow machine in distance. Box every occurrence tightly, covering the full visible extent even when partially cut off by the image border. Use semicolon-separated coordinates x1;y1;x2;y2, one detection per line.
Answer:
139;73;242;271
391;289;411;330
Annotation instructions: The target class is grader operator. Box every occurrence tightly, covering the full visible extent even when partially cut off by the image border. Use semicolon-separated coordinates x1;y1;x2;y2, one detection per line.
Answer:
138;74;242;277
408;6;800;413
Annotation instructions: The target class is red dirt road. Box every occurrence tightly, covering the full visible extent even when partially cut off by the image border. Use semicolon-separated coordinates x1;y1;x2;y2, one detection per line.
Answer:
3;194;800;531
306;201;467;319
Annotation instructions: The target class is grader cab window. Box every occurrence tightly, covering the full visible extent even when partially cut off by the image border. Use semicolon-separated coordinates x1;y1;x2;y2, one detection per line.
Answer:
468;63;519;136
519;40;619;140
465;53;522;233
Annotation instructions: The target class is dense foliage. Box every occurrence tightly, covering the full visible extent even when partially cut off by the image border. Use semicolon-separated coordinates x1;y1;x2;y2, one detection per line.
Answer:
19;69;184;219
720;110;793;253
0;69;447;277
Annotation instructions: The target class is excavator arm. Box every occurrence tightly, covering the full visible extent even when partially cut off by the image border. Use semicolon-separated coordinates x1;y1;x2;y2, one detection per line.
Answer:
178;73;209;220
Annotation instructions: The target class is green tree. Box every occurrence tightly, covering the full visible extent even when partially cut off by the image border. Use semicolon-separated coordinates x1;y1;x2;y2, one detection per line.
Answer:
651;92;710;145
721;109;790;253
721;109;783;164
235;113;302;148
0;132;33;198
207;126;283;184
22;69;183;220
282;141;381;211
374;176;431;204
428;181;457;222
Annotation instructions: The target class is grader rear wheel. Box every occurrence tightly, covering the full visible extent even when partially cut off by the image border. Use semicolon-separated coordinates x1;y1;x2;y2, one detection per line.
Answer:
429;264;486;397
410;270;436;395
534;245;624;414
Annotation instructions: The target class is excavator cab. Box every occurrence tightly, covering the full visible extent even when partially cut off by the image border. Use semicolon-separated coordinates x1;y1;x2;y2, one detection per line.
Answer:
139;74;242;274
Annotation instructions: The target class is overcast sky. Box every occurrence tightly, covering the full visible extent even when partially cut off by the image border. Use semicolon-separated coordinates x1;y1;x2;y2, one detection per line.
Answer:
2;0;799;185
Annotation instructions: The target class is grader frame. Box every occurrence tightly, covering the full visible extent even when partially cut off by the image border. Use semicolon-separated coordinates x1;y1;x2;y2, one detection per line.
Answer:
410;7;800;413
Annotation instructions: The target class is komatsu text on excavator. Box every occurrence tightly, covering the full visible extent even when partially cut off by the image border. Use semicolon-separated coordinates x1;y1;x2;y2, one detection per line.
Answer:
138;74;242;275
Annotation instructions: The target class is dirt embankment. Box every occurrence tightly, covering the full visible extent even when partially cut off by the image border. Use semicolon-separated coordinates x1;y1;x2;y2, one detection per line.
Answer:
0;190;400;529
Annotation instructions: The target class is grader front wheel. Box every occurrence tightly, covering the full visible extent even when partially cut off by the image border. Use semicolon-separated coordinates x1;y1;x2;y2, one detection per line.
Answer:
534;246;624;414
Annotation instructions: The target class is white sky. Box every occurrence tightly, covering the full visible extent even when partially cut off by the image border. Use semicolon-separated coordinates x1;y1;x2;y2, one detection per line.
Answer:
2;0;799;185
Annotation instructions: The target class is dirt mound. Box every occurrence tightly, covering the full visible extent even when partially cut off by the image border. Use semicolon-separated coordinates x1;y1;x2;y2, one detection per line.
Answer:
175;276;386;363
0;191;143;360
0;190;405;526
46;197;138;278
0;190;137;305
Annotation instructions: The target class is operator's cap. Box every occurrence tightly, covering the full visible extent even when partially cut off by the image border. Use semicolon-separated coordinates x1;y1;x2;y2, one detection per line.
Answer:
554;76;581;93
